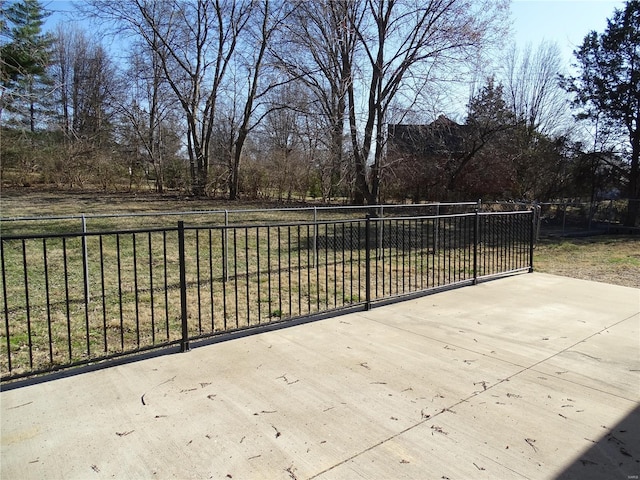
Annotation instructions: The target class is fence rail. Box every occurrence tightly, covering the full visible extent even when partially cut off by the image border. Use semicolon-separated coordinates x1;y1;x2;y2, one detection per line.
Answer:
0;202;484;236
0;209;534;381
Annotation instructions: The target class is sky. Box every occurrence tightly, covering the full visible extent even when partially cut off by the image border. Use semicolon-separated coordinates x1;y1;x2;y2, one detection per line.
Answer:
40;0;627;78
42;0;626;51
40;0;626;65
38;0;627;119
511;0;625;65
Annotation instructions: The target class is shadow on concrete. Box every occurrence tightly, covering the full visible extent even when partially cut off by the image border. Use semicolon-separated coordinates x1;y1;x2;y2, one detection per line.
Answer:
555;404;640;480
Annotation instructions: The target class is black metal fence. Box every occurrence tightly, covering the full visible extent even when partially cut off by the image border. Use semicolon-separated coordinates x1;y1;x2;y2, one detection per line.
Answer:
0;210;534;381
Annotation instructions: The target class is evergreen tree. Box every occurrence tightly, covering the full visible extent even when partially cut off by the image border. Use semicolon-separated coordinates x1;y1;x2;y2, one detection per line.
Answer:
0;0;53;131
563;1;640;226
446;78;518;197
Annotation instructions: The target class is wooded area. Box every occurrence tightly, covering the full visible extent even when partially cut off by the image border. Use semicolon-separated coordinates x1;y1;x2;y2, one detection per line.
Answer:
1;0;638;225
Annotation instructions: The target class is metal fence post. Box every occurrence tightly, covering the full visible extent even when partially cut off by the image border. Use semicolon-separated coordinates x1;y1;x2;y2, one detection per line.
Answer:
82;214;90;303
178;221;190;352
434;202;440;254
529;209;535;273
537;204;542;241
377;205;384;260
81;214;91;356
313;207;317;268
365;214;371;310
223;210;229;282
473;207;479;285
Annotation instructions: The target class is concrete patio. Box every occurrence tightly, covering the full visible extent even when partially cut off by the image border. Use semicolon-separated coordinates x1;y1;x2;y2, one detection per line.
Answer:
2;272;639;479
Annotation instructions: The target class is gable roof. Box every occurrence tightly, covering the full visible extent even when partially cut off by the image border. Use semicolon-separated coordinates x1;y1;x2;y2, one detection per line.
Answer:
388;116;468;156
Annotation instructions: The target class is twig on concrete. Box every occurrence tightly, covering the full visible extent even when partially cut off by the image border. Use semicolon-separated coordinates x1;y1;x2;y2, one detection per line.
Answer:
285;465;297;479
474;381;488;391
525;438;538;452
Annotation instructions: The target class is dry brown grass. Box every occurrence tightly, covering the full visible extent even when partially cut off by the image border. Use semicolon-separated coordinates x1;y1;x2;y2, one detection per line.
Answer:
3;189;638;288
534;235;640;289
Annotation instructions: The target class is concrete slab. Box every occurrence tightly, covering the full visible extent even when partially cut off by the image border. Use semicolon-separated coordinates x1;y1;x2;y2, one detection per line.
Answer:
533;313;640;401
2;272;639;480
363;273;640;370
317;372;638;480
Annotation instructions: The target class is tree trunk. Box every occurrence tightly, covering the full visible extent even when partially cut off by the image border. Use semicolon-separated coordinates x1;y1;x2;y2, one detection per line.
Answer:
623;132;639;226
229;160;240;200
191;143;208;197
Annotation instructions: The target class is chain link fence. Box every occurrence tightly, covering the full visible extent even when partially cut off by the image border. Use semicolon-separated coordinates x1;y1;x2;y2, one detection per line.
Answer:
3;199;638;238
537;199;640;235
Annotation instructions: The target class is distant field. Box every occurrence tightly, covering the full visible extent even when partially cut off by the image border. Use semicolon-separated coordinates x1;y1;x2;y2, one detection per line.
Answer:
2;189;639;288
0;189;347;235
0;188;275;218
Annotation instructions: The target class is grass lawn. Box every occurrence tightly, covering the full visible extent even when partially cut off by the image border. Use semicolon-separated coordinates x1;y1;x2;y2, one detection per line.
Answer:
2;189;638;288
534;235;640;289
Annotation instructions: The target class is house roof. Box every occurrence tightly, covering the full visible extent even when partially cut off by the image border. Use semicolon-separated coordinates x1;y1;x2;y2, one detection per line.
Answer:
388;116;468;155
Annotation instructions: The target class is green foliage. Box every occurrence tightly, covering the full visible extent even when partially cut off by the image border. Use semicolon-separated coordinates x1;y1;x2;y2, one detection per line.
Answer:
466;78;516;128
0;0;51;82
164;158;190;191
566;1;639;137
308;174;322;200
0;0;53;133
450;78;520;198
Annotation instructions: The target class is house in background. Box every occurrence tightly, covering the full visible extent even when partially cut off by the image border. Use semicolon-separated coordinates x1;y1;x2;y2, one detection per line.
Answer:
384;115;518;203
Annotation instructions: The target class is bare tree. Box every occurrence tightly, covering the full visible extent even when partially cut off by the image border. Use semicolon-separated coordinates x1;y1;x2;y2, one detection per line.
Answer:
262;83;308;201
51;28;118;142
50;24;74;139
117;36;182;192
50;27;119;145
85;0;290;198
503;41;570;137
84;0;253;196
278;0;359;201
71;41;116;144
223;0;292;200
341;0;508;204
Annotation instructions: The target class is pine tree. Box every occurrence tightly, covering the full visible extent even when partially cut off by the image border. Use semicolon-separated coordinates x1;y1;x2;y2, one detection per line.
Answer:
1;0;53;132
563;1;640;226
445;78;518;197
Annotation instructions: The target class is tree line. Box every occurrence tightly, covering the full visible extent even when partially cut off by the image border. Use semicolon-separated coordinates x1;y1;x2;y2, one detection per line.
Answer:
1;0;638;224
